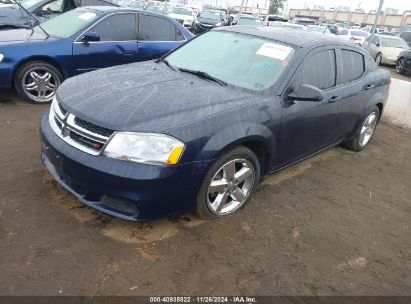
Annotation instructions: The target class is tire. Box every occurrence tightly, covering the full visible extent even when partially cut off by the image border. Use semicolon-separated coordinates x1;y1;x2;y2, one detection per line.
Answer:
396;57;406;75
195;146;261;220
15;61;62;104
375;53;382;66
342;106;380;152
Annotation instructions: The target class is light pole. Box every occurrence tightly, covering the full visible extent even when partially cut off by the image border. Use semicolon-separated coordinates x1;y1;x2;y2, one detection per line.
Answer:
368;0;384;50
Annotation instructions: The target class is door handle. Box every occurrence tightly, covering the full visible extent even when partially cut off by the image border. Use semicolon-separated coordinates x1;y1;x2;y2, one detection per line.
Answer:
363;83;376;90
328;96;342;103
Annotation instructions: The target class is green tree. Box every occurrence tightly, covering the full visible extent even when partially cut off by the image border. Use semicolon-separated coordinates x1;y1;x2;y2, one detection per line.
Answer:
269;0;285;14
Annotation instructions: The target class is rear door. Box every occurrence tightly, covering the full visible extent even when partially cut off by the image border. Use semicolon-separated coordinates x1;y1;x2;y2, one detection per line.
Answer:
137;13;186;61
72;13;138;74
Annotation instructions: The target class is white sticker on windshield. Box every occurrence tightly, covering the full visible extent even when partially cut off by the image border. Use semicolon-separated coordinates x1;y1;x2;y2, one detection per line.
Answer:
78;12;97;21
256;43;292;60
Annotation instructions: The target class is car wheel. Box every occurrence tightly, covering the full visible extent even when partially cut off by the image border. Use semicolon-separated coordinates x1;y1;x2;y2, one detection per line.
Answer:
342;106;380;152
396;57;406;74
15;61;62;104
375;53;382;66
195;146;260;220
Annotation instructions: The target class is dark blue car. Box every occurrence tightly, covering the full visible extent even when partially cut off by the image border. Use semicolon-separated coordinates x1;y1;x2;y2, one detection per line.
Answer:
40;27;390;221
0;6;192;103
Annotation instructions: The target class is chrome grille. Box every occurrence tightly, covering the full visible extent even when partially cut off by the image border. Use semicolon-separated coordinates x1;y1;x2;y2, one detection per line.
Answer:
49;98;113;155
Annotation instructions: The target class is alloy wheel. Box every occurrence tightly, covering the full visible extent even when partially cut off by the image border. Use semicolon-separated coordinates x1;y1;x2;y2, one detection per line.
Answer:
359;112;378;147
375;53;382;65
22;67;60;103
396;58;405;73
206;158;255;215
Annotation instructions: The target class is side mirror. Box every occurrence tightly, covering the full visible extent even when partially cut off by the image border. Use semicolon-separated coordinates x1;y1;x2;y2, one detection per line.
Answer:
375;43;380;47
82;32;100;43
288;84;324;102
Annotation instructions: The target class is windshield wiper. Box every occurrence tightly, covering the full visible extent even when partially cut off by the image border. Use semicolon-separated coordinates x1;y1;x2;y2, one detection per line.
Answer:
178;68;227;86
155;58;176;71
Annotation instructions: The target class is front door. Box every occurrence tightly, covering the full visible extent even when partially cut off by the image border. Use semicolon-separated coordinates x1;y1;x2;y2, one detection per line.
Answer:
276;47;344;166
72;13;138;74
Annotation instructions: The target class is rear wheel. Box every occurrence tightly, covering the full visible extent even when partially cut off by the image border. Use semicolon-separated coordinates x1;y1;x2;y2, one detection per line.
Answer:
15;61;62;104
396;57;406;74
195;146;260;220
375;53;382;66
342;106;380;151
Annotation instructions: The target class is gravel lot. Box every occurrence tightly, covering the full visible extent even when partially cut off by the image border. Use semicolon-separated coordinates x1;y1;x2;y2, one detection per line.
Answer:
0;67;410;296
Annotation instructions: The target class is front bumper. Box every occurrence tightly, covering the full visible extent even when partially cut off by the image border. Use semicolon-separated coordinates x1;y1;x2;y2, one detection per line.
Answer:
40;112;212;221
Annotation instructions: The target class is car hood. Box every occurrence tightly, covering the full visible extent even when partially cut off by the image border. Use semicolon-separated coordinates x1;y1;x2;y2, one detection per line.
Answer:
382;47;406;58
169;13;193;21
197;17;220;25
0;28;47;43
0;6;34;28
57;61;259;133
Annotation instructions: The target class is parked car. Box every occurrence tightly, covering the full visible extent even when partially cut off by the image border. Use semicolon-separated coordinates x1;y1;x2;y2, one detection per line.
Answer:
0;6;193;103
396;50;411;75
191;9;227;34
168;6;196;28
363;34;409;65
398;31;411;47
236;15;263;26
281;23;307;31
291;17;316;26
335;29;370;45
144;1;169;14
361;26;384;34
126;0;146;9
262;14;284;26
306;25;333;36
40;26;390;221
352;23;361;29
0;0;114;30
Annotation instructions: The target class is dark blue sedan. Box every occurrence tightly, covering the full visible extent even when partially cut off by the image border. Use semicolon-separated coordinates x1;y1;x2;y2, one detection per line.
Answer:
40;27;390;221
0;6;192;103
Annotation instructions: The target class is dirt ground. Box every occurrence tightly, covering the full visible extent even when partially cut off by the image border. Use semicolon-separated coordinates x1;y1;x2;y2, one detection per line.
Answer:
0;68;410;296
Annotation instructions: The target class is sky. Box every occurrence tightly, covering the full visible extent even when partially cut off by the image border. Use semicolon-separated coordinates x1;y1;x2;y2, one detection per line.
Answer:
190;0;411;13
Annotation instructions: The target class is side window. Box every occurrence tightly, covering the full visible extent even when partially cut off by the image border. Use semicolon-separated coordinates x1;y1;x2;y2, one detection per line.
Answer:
90;14;136;42
39;0;62;14
139;14;178;41
340;50;365;83
294;49;336;90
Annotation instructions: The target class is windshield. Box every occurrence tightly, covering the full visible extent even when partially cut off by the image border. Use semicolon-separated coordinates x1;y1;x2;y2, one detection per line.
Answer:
37;9;102;38
171;7;192;16
238;17;263;26
19;0;44;9
381;38;409;48
166;31;296;92
145;4;165;13
199;11;220;20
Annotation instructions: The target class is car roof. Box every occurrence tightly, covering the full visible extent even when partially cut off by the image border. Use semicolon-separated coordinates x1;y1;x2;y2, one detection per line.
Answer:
215;26;352;48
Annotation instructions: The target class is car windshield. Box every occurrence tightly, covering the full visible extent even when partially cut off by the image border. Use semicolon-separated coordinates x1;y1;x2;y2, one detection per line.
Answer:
351;30;369;37
381;38;409;48
166;31;296;92
36;8;102;38
171;7;192;15
238;17;263;26
199;11;220;20
19;0;44;9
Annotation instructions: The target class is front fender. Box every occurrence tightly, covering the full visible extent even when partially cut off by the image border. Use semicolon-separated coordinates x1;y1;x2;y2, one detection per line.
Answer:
195;122;277;172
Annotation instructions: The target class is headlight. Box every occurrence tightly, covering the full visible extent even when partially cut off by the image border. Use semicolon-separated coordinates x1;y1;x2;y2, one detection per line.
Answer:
0;54;4;62
103;132;185;165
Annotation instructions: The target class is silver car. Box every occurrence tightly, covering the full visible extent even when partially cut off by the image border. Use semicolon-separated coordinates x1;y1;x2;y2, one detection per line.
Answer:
363;34;410;65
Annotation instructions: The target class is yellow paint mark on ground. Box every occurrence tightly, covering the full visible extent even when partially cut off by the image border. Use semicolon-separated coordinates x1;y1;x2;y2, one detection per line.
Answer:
262;149;341;186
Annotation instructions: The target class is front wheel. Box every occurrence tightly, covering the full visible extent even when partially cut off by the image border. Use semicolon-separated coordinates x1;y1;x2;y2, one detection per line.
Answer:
15;61;62;104
396;57;406;74
342;106;380;151
195;146;260;220
375;53;382;66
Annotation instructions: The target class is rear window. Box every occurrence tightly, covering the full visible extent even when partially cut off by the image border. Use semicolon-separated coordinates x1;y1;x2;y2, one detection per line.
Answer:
339;50;364;84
